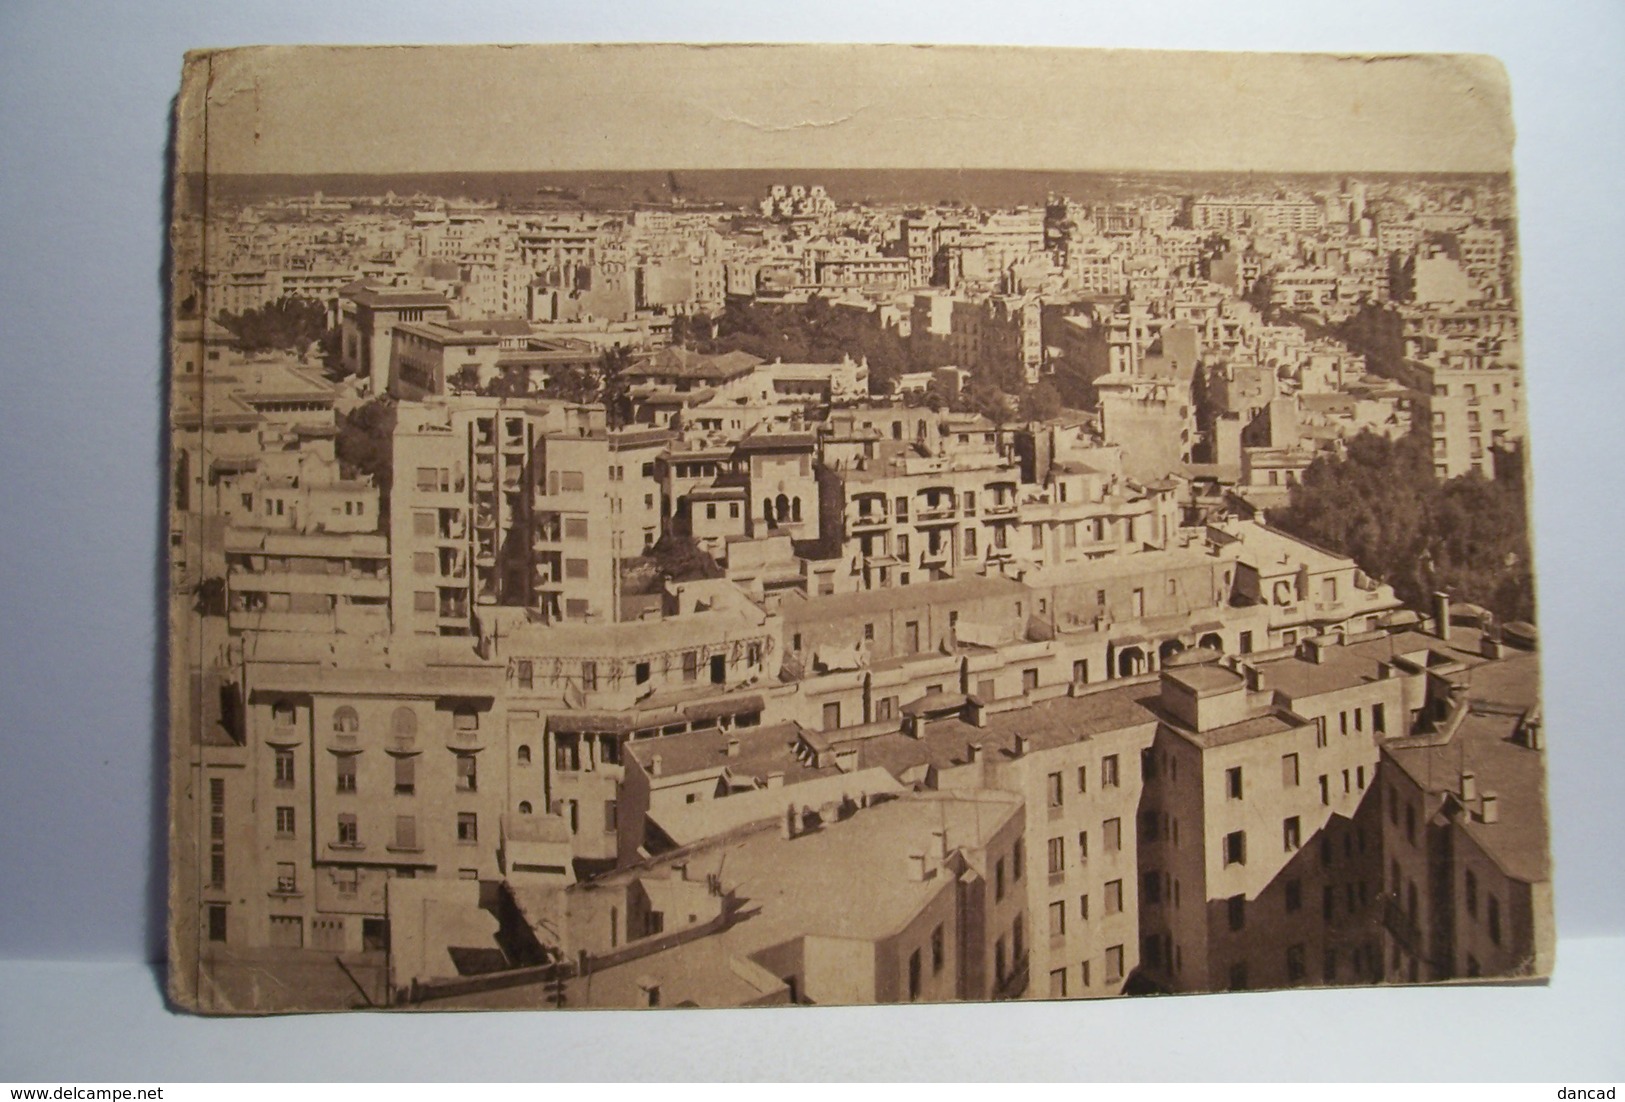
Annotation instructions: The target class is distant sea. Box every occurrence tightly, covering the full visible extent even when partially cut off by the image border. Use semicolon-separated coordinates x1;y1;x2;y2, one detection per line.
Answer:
185;168;1506;215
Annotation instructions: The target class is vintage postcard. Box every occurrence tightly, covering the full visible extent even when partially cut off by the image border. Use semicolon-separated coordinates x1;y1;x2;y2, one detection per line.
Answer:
167;44;1549;1013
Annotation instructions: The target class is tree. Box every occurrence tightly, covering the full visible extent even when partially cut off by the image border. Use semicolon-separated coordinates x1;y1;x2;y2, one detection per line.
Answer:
1018;380;1063;422
1271;430;1534;624
335;398;396;515
217;295;329;355
540;364;598;404
599;346;633;428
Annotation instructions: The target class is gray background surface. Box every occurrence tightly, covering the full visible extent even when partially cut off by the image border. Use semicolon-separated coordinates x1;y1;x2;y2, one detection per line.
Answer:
0;0;1619;1080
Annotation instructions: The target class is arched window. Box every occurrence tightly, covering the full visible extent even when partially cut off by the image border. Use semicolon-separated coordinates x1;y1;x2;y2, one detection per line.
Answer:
791;496;802;522
518;801;533;815
517;744;532;765
391;707;417;736
332;706;359;734
763;497;775;525
775;494;790;523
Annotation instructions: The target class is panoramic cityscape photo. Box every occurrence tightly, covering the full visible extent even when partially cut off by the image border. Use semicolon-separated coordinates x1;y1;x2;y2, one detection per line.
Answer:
166;44;1550;1013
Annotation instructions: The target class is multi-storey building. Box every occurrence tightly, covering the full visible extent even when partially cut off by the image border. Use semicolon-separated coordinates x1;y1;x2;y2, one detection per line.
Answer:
339;284;452;393
1379;632;1550;984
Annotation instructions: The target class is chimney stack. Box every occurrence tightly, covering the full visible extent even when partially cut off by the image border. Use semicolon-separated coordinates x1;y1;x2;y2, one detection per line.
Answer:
726;736;741;758
782;803;797;840
906;853;930;882
1432;591;1451;640
968;742;984;765
933;830;950;860
766;771;784;789
1523;715;1544;751
1480;792;1500;824
1460;771;1478;803
1014;734;1030;758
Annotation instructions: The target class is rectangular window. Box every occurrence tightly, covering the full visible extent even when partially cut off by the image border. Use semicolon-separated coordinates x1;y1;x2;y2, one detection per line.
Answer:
337;813;358;846
394;755;415;795
1283;816;1302;851
1143;871;1163;905
1047;836;1065;875
1102;755;1120;788
1228;894;1246;931
1013;838;1025;882
1047;772;1064;808
1373;703;1386;734
1315;716;1328;748
604;800;618;834
822;702;841;731
1319;774;1330;806
1226;766;1243;800
1049;968;1068;999
275;806;295;837
1077;766;1087;793
1224;831;1246;867
274;748;295;787
274;862;297;894
1287;944;1307;984
1077;830;1088;863
931;924;945;974
1105;945;1125;984
995;857;1007;902
1073;659;1088;683
1282;753;1300;788
457;812;478;844
1104;879;1123;915
1049;900;1066;938
1103;817;1122;853
456;754;477;792
565;558;589;579
582;661;599;692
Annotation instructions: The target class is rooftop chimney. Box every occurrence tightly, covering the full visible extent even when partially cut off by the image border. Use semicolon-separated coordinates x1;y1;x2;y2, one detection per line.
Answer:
782;803;797;840
1522;715;1544;751
932;829;950;860
1480;792;1500;824
1014;734;1031;758
726;736;741;758
1431;591;1452;640
905;853;930;882
968;742;984;765
1460;771;1478;803
765;771;785;789
672;861;689;882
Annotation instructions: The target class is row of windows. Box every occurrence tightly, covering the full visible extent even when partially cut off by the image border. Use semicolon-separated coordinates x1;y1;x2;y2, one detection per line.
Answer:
281;705;482;736
1045;755;1121;808
331;811;480;849
1046;821;1124;876
1047;946;1125;997
1048;881;1125;935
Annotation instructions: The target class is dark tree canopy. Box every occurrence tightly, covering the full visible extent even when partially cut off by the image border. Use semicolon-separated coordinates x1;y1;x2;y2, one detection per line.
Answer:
1270;430;1534;624
217;296;330;355
335;398;396;518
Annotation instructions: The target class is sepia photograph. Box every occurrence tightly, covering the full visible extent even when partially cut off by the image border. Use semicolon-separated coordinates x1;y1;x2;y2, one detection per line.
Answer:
164;43;1554;1016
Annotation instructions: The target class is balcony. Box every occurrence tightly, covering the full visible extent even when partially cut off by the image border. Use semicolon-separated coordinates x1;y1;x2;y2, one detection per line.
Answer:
984;501;1017;517
915;506;957;525
849;511;890;532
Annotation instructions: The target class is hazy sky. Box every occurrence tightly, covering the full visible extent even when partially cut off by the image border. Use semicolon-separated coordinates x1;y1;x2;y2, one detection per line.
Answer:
182;44;1514;175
